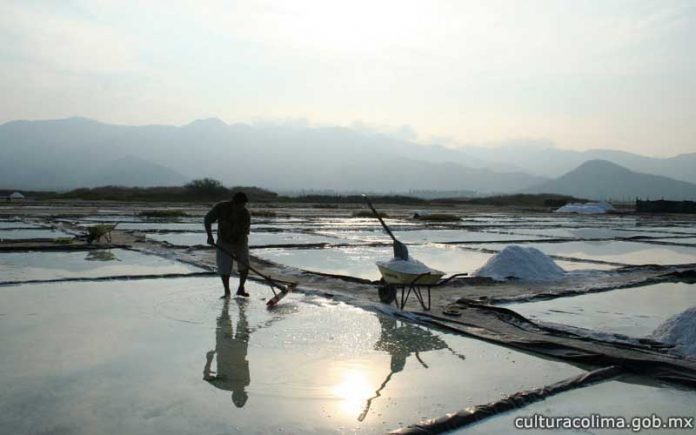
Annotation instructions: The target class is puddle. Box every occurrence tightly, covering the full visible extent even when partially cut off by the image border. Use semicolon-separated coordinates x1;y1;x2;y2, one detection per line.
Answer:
256;245;496;279
470;241;696;266
462;376;696;434
147;232;342;247
0;228;73;241
0;278;584;434
503;282;696;337
0;249;202;282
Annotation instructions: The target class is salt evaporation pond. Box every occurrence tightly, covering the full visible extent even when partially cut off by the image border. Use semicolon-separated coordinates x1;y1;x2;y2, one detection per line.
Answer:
463;376;696;435
496;227;665;240
650;237;696;246
116;222;205;232
256;245;496;280
259;244;613;280
628;226;696;235
483;228;583;239
0;228;73;241
314;228;547;244
147;231;342;247
0;278;585;434
0;221;40;230
386;229;548;244
504;282;696;337
472;240;696;266
0;249;202;282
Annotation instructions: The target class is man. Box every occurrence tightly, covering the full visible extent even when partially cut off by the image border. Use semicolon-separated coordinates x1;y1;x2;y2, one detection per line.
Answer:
205;191;251;298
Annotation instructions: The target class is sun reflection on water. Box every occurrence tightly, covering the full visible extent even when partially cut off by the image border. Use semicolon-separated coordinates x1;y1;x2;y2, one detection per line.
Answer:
331;368;376;418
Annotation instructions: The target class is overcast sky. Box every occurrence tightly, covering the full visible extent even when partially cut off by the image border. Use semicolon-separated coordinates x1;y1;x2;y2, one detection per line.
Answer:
1;0;694;156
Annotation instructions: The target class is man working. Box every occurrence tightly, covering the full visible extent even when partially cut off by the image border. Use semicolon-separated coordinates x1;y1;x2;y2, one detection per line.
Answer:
205;191;251;298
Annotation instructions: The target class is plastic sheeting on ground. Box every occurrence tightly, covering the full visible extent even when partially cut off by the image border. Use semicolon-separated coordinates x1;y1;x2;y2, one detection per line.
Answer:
390;366;622;434
405;301;696;388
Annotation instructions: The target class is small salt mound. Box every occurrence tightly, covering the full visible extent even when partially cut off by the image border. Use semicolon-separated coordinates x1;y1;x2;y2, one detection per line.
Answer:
473;245;566;282
650;306;696;358
376;257;438;274
555;202;616;214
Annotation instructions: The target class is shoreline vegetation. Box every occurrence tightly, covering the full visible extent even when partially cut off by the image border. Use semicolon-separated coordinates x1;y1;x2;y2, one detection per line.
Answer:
2;178;595;208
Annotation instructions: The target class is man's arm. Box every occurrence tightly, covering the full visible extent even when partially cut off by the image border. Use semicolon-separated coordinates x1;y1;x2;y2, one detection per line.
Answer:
241;208;251;235
204;204;219;245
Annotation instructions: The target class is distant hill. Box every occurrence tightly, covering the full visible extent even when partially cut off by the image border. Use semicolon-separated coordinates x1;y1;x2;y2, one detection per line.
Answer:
0;117;545;192
78;156;189;187
1;117;693;194
454;145;696;183
525;160;696;201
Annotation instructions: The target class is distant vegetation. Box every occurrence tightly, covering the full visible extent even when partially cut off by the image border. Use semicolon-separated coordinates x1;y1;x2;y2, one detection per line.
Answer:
434;193;587;208
286;194;426;205
6;185;587;210
184;178;227;198
54;180;278;202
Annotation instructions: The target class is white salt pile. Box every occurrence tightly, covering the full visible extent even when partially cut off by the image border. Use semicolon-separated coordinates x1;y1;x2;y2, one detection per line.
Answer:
650;306;696;358
376;257;441;275
473;245;566;282
555;202;616;214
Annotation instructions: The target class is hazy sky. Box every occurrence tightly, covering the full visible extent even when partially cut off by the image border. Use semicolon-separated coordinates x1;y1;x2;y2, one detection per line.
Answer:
1;0;694;156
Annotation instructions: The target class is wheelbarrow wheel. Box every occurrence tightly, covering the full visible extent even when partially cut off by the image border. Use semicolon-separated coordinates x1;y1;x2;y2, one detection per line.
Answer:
378;285;397;304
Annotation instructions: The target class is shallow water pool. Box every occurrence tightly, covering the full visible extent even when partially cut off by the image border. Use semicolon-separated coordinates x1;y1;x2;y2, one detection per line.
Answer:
0;228;72;241
471;240;696;266
487;227;671;240
147;231;343;247
0;221;40;230
255;245;496;279
0;278;584;434
117;222;205;232
649;237;696;246
503;282;696;337
0;249;202;282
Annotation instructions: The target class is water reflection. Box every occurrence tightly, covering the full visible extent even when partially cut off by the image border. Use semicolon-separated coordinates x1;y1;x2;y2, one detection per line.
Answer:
203;299;283;408
203;299;251;407
356;315;467;421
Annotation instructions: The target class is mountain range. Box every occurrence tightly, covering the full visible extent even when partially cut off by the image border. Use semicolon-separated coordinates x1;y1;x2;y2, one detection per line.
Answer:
1;117;694;200
525;160;696;201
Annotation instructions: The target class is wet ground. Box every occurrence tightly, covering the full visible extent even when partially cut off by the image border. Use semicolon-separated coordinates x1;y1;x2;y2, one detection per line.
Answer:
1;202;695;433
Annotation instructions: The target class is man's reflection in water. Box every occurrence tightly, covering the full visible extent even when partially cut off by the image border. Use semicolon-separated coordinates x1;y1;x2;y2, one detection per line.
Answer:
203;298;250;408
203;298;284;408
358;315;466;421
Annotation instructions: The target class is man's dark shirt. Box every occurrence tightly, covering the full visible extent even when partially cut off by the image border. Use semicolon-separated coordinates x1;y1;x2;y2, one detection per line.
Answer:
204;201;251;244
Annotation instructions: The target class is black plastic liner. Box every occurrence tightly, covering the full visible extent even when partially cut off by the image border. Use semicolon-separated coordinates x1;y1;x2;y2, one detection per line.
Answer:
391;365;623;434
400;300;696;388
